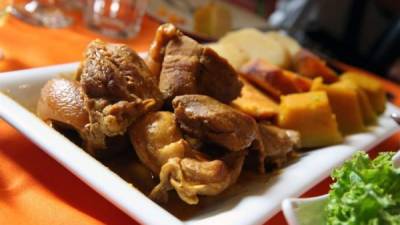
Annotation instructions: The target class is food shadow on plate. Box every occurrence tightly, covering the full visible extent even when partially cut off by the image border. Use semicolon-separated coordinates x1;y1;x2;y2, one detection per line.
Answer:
98;143;293;221
161;169;283;221
50;113;301;221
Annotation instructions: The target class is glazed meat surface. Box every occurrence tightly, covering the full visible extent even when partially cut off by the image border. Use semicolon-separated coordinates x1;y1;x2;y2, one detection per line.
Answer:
146;23;182;78
172;95;259;151
79;40;163;150
148;23;243;103
150;151;245;204
198;47;243;103
129;111;245;204
37;78;88;132
158;35;202;100
129;111;188;174
258;122;300;167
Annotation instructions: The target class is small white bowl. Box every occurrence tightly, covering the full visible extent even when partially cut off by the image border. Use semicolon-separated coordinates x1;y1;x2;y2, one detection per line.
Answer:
282;195;328;225
282;151;400;225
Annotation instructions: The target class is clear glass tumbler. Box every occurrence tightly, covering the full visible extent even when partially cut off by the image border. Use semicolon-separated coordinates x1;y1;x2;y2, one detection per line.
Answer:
0;0;12;26
10;0;73;28
0;0;13;61
84;0;148;39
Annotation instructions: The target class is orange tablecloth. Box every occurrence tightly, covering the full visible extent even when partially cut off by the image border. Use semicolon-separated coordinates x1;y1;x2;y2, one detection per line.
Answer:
1;15;400;225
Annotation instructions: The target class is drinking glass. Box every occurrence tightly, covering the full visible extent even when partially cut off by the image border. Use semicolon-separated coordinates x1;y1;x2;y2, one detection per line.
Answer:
84;0;148;39
0;0;13;61
0;0;12;26
10;0;73;28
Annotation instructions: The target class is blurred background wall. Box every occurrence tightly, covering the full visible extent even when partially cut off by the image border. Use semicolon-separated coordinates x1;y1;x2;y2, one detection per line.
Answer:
263;0;399;80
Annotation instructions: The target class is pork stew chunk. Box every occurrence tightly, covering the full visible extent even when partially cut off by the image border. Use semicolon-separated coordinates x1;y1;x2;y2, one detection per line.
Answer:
172;95;259;151
78;40;163;150
148;23;243;103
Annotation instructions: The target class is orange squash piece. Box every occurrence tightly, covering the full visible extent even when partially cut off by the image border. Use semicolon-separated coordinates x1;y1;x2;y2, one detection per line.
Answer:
338;78;377;125
278;91;342;148
340;72;386;114
311;78;365;134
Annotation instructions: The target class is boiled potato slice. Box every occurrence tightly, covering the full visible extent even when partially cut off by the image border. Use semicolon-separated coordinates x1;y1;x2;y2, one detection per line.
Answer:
231;78;279;119
340;72;386;114
220;28;291;68
278;91;342;148
208;42;250;70
264;31;301;59
311;78;365;134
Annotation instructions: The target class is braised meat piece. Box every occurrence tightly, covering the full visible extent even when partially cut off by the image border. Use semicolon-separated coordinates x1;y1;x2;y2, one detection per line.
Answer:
37;78;131;157
150;151;245;204
129;111;245;204
172;95;258;151
37;78;88;132
158;35;202;101
129;111;188;174
258;122;300;168
198;47;243;103
147;23;242;103
146;23;182;78
79;40;163;150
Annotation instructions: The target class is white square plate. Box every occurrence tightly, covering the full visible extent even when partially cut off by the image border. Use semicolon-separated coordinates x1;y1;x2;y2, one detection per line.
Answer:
0;63;399;225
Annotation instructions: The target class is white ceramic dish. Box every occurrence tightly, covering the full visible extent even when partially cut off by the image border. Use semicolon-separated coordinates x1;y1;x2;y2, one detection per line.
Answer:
282;151;400;225
0;63;399;225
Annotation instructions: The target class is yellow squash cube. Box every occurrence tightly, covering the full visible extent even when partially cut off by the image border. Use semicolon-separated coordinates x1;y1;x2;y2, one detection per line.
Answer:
340;79;377;125
278;91;342;148
311;78;365;134
341;72;386;114
194;2;232;38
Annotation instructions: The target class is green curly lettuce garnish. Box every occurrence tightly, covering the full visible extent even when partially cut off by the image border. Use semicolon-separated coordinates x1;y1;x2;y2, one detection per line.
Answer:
325;151;400;225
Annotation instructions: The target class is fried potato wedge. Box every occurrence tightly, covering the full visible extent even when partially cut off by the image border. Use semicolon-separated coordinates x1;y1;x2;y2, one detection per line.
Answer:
231;77;279;119
294;49;338;83
240;59;312;100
